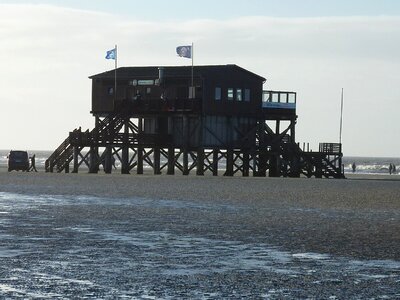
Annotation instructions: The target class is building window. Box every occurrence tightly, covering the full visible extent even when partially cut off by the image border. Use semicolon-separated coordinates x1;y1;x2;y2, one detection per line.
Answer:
236;88;242;101
215;87;221;100
146;87;151;95
244;89;250;102
227;88;234;101
107;87;114;95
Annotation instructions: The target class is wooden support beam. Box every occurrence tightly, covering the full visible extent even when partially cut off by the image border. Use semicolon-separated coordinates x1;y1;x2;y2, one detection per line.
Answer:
242;150;249;177
290;118;296;143
182;115;189;175
212;148;219;176
257;150;267;177
315;156;323;178
182;150;189;175
72;146;79;173
137;146;143;174
137;117;143;174
167;147;175;175
269;154;279;177
89;146;99;173
196;148;204;176
104;146;112;174
154;147;161;175
276;119;280;134
121;119;129;174
121;147;129;174
224;149;234;176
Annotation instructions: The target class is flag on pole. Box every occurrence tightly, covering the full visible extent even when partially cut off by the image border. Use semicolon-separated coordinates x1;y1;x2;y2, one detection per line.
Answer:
176;45;192;58
105;48;116;60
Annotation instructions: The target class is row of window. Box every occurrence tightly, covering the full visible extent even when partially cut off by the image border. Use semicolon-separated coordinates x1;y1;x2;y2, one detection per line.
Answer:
215;87;251;102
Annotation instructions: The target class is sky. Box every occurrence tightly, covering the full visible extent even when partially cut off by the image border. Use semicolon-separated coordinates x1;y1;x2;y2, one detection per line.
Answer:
0;0;400;157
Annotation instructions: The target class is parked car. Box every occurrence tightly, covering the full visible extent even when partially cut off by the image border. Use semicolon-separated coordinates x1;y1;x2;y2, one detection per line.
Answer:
7;150;29;172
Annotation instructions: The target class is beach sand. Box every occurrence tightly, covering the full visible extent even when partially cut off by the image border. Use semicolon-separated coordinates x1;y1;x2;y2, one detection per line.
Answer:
1;168;399;261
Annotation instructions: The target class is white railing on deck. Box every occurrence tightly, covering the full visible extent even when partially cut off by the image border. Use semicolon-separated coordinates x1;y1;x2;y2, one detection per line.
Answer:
262;91;296;109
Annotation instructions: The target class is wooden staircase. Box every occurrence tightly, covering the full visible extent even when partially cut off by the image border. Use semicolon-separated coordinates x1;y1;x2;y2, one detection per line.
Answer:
45;113;125;173
279;142;344;179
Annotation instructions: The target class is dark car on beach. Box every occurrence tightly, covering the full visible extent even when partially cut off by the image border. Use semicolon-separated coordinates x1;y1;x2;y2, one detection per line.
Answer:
7;150;29;172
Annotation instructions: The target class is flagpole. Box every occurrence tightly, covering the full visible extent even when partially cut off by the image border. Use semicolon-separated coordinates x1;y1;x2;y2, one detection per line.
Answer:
191;42;194;98
191;42;194;88
339;88;344;144
114;44;117;109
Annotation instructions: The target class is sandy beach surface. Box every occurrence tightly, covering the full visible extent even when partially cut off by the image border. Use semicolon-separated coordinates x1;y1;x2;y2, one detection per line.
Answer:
0;168;399;298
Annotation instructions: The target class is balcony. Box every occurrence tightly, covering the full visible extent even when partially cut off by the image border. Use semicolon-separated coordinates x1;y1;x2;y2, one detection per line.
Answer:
262;91;296;109
261;90;296;118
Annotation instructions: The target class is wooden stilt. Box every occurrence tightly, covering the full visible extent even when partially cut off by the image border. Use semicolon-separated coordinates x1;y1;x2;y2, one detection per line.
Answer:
137;146;143;174
196;148;204;175
104;146;112;174
89;146;99;173
72;146;79;173
167;147;175;175
182;150;189;175
225;149;234;176
212;148;218;176
182;115;189;175
242;149;249;177
121;119;129;174
121;146;129;174
154;147;161;175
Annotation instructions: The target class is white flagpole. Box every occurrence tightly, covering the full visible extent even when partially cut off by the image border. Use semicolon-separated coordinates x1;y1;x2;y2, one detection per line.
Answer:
190;43;194;99
114;44;117;108
339;88;344;144
191;42;194;87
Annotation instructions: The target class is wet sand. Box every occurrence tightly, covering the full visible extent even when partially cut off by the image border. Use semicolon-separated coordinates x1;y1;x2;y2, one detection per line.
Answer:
1;169;400;298
1;169;399;261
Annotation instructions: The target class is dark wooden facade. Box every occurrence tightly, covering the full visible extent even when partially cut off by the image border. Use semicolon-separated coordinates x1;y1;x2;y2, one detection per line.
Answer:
46;64;344;178
91;65;264;116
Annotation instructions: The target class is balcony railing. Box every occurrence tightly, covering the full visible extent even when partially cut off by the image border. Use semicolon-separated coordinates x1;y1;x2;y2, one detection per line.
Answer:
262;90;296;109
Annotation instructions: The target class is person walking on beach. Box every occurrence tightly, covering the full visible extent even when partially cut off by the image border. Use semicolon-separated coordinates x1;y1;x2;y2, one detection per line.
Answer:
29;154;38;172
352;162;356;173
389;163;393;175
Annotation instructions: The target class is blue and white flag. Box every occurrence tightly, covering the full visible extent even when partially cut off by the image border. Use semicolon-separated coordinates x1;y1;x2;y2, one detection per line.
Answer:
105;48;116;60
176;45;192;59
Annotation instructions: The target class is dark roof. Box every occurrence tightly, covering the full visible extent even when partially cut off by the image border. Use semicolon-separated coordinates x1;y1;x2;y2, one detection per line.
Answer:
89;64;266;82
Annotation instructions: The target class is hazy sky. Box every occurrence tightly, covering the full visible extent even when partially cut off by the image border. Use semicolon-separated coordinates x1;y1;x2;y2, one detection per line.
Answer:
1;0;399;157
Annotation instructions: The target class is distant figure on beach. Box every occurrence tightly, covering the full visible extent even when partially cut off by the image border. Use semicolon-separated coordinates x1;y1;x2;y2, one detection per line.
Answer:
389;163;397;175
29;154;38;172
352;162;356;173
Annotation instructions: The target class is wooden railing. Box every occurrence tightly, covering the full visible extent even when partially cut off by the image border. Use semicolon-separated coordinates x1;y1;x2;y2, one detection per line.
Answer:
319;143;342;154
46;113;126;172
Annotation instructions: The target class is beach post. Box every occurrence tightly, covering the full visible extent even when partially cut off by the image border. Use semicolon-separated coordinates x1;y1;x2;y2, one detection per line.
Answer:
242;149;250;177
212;149;218;176
196;148;205;175
154;146;161;175
121;118;129;174
72;146;79;173
104;146;112;174
167;147;175;175
182;115;189;175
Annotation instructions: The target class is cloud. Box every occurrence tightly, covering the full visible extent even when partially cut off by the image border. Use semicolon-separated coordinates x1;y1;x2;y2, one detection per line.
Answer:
0;4;399;156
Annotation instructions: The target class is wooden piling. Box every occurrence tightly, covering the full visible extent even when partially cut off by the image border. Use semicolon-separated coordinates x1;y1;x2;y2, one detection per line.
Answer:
212;148;218;176
196;148;204;176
